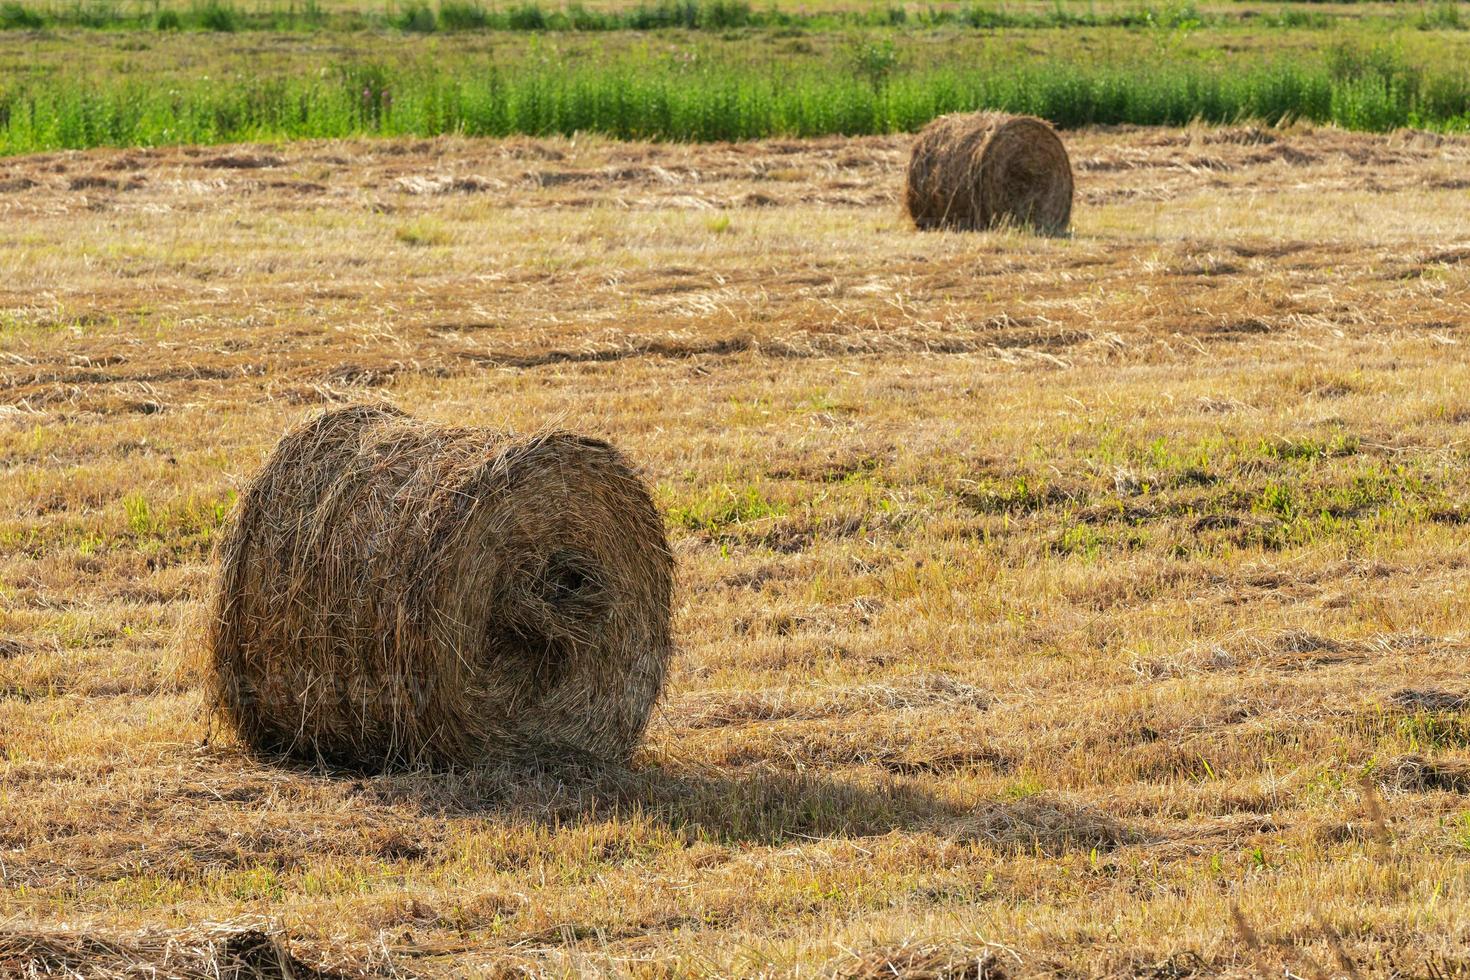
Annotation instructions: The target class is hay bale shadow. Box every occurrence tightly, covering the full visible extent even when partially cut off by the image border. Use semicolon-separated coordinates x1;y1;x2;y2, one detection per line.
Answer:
0;926;358;980
1382;754;1470;794
1389;688;1469;712
835;941;1010;979
216;930;345;980
326;758;1138;854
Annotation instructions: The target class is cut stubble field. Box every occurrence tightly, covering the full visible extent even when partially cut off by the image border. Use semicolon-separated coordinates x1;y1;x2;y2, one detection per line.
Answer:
3;124;1470;976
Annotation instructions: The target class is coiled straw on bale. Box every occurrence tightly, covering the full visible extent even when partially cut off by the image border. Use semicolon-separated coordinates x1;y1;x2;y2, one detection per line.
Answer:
905;112;1073;235
206;405;674;771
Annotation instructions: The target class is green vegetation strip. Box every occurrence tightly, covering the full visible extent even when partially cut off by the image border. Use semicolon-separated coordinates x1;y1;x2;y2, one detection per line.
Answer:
2;45;1468;152
0;0;1416;34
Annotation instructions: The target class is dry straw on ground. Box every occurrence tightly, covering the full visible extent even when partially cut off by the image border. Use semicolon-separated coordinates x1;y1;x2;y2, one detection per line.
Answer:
0;926;349;980
836;942;1008;979
8;127;1470;975
904;112;1073;234
206;404;674;771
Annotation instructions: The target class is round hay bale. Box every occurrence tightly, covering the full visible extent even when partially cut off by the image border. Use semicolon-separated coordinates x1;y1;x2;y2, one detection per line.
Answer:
206;405;674;770
904;112;1073;234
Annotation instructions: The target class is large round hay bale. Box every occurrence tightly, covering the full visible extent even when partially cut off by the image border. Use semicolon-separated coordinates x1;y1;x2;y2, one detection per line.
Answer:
904;112;1073;234
206;405;674;771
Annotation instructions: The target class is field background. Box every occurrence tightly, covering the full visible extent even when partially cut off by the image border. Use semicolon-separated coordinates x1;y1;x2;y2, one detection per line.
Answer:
5;0;1470;974
3;123;1470;975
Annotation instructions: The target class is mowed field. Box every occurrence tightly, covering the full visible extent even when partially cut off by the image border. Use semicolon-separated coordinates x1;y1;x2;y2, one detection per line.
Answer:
3;124;1470;976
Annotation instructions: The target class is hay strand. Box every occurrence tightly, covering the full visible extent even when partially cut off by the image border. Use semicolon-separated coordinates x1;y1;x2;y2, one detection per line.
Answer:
206;405;674;771
904;112;1073;234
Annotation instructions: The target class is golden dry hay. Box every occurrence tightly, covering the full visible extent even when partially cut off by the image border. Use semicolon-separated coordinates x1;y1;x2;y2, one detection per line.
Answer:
206;405;674;771
904;111;1074;234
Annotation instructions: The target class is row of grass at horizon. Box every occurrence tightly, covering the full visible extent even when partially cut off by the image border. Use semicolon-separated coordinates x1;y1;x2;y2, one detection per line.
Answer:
1;0;1465;32
0;43;1464;151
0;0;1239;32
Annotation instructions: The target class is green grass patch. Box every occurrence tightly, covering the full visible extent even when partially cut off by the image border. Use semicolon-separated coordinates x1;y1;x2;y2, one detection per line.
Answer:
668;483;786;533
0;1;43;28
394;217;454;246
1397;712;1470;751
3;43;1468;155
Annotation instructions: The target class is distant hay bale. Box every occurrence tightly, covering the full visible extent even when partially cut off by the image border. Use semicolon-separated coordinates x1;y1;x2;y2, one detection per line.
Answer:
206;405;674;771
905;112;1073;235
